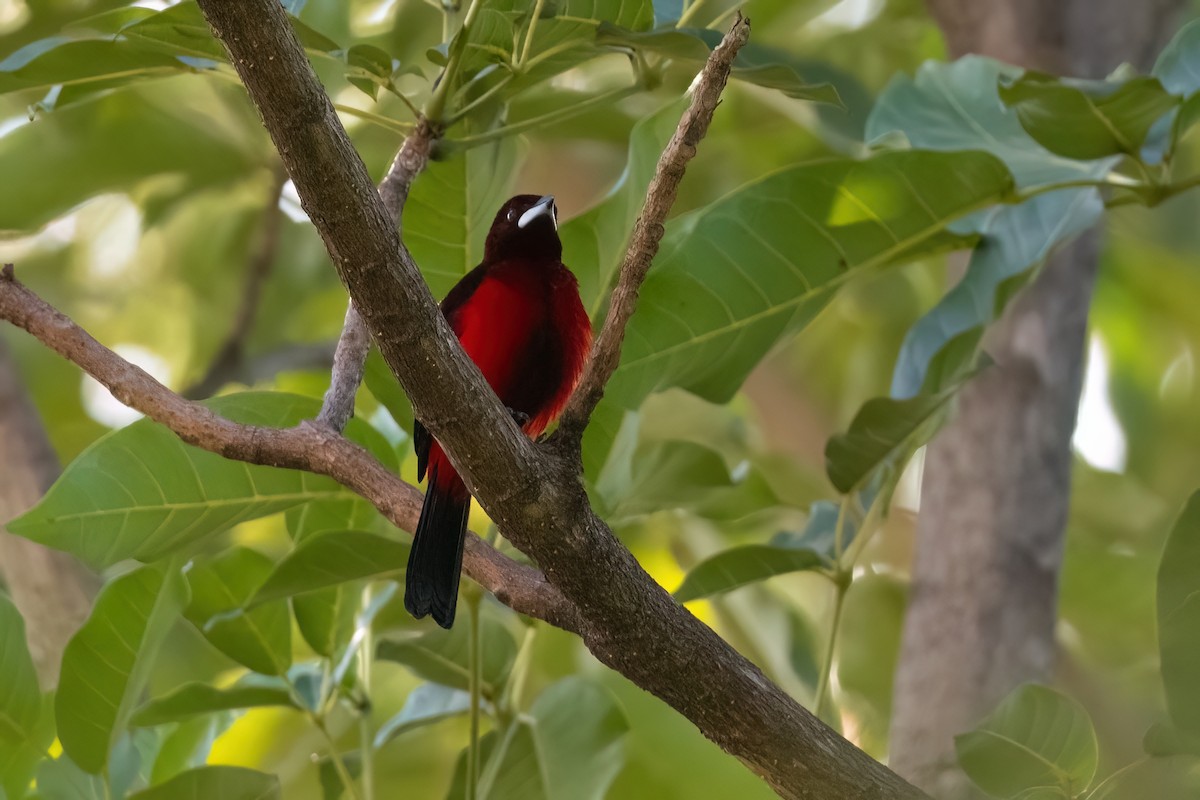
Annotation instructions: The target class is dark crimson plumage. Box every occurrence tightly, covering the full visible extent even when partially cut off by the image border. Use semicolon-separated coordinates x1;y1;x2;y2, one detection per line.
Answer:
405;194;592;628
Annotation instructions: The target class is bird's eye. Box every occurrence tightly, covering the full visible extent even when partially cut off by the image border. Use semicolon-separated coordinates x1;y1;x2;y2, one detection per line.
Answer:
507;209;516;221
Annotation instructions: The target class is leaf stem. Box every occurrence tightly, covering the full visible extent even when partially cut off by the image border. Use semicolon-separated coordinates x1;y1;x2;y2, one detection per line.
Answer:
311;712;362;800
425;0;485;122
465;588;483;800
518;0;547;67
358;584;376;800
446;73;515;126
813;570;849;722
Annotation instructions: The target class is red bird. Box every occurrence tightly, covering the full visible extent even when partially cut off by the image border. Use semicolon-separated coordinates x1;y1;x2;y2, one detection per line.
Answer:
405;194;592;628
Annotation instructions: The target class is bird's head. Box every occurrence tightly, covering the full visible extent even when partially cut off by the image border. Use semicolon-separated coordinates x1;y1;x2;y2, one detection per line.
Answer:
484;194;562;264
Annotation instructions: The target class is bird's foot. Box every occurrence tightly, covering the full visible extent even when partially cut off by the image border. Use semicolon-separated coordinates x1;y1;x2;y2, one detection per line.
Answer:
507;407;531;428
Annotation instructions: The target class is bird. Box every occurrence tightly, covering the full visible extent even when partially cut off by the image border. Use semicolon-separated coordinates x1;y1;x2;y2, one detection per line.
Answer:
405;194;592;628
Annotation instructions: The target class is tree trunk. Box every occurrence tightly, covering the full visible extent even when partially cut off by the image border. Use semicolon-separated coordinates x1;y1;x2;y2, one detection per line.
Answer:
888;3;1185;796
0;339;96;686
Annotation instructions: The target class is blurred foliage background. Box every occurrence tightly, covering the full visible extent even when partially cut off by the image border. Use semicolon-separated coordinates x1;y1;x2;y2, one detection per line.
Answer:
4;0;1200;798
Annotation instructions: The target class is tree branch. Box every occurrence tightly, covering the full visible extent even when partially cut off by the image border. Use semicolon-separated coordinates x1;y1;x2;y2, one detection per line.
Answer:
318;117;440;432
0;266;580;634
189;3;924;796
554;15;747;444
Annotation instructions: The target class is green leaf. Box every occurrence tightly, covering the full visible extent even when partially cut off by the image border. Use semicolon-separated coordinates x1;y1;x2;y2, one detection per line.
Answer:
1144;722;1200;757
1158;491;1200;735
185;547;292;676
891;189;1103;399
373;683;471;748
448;677;628;800
56;563;189;774
1087;755;1200;800
998;72;1178;160
1;691;54;800
127;766;280;800
363;348;415;436
825;380;964;494
955;684;1099;798
9;393;379;568
1154;19;1200;97
0;40;189;96
35;755;105;800
561;97;686;315
869;57;1118;187
376;615;517;699
250;530;409;606
594;26;841;105
673;544;829;603
404;135;523;297
132;680;298;726
0;597;41;744
605;149;1009;409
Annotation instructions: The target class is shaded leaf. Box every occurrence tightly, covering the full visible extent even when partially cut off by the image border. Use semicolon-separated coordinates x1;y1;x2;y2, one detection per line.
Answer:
955;684;1098;798
9;393;383;569
35;755;105;800
0;40;188;96
374;683;471;748
999;72;1178;160
0;597;40;744
869;57;1119;187
185;548;291;676
673;544;829;603
127;766;279;800
1158;491;1200;735
1154;19;1200;96
56;563;189;774
250;530;409;606
132;680;297;727
376;615;516;698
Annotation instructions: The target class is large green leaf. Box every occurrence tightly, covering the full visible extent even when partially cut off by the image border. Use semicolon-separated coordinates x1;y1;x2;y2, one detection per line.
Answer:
0;597;41;744
376;614;517;699
9;393;383;569
559;97;688;315
0;39;188;95
35;754;106;800
1158;490;1200;736
127;766;279;800
250;530;410;606
56;563;189;774
0;689;54;800
1154;19;1200;96
955;684;1099;798
998;72;1178;161
132;680;298;727
447;677;628;800
404;135;523;298
373;683;471;749
868;57;1118;188
185;548;291;676
891;188;1103;398
0;88;258;233
605;149;1010;408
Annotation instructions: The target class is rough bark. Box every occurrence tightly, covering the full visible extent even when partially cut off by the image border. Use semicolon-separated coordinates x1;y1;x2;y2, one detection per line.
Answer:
889;3;1186;796
0;338;96;686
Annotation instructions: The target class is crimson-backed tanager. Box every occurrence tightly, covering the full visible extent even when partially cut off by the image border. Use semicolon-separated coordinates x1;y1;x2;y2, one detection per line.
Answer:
405;194;592;628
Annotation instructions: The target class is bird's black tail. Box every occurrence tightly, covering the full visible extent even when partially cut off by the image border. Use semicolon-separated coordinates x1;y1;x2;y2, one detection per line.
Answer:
405;468;470;629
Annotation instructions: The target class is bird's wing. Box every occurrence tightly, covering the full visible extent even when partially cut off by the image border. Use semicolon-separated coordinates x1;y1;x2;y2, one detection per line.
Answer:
415;263;489;482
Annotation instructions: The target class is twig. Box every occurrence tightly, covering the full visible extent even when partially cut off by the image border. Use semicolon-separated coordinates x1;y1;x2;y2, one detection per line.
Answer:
318;119;440;432
554;14;751;445
185;165;289;400
0;270;581;634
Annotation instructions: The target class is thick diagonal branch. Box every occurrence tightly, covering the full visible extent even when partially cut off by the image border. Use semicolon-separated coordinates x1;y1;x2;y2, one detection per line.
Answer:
192;2;925;796
0;268;579;633
555;15;747;444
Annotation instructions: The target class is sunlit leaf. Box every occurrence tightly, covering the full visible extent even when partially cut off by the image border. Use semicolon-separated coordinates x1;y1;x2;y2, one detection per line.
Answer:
56;563;189;774
955;684;1099;798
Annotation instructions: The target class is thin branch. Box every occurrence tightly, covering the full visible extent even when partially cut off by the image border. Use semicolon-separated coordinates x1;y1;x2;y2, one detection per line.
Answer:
554;14;750;444
0;267;580;634
185;165;289;400
318;118;439;432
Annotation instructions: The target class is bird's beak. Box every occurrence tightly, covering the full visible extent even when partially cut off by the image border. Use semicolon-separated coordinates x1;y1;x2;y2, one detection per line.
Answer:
517;195;557;230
